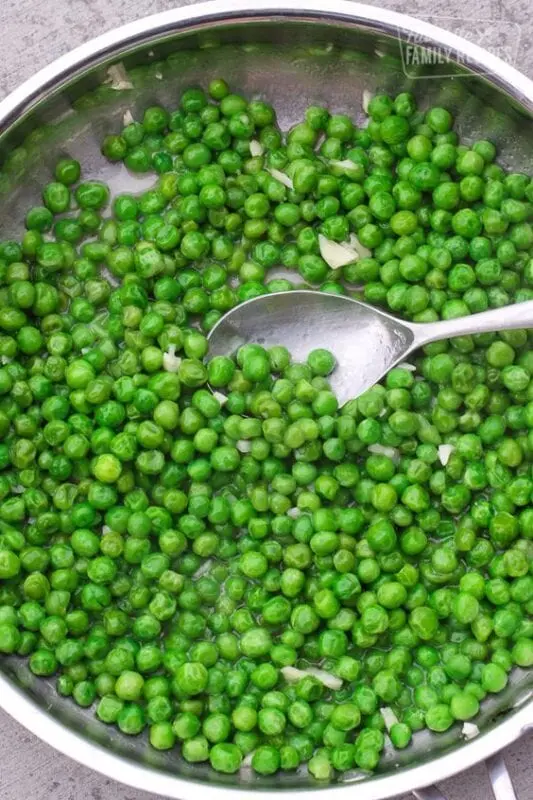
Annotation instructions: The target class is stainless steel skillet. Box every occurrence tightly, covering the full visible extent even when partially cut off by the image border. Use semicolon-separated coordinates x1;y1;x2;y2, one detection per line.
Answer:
0;2;532;798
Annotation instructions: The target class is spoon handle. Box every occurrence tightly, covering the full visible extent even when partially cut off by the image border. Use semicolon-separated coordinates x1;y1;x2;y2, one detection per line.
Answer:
409;299;533;348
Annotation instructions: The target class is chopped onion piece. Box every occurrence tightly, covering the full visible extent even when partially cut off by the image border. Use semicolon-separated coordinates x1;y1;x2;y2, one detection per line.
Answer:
102;525;112;534
328;159;361;178
266;168;293;189
380;707;399;732
155;71;163;80
236;440;252;453
318;234;359;269
106;63;133;91
249;139;264;157
280;665;341;690
397;362;416;372
123;110;135;126
304;667;343;690
368;444;399;460
287;507;301;519
102;267;119;287
348;233;372;260
438;444;454;466
163;345;182;373
213;391;228;405
281;666;308;683
329;159;358;170
193;559;213;579
462;722;479;740
363;90;373;114
12;485;24;494
341;770;371;783
240;751;256;769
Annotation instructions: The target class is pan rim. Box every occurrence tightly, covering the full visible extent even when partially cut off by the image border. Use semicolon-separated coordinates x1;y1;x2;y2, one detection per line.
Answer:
1;2;532;798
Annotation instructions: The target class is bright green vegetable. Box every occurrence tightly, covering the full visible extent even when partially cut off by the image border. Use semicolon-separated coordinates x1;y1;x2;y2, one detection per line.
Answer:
0;79;531;782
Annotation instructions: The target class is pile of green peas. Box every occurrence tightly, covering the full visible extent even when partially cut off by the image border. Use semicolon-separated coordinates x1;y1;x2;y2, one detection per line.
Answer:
0;77;532;780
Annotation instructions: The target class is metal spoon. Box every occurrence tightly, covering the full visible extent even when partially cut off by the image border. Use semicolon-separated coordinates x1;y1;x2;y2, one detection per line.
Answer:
207;290;533;405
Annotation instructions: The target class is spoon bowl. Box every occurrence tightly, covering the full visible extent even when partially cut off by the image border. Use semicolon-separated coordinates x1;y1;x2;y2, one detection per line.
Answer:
208;290;533;405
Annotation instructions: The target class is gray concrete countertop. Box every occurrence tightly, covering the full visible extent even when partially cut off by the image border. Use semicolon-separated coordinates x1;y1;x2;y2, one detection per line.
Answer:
0;1;532;798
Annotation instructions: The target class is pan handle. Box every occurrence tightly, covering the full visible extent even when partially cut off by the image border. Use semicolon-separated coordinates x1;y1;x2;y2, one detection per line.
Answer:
486;753;518;800
412;787;447;800
412;754;518;800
